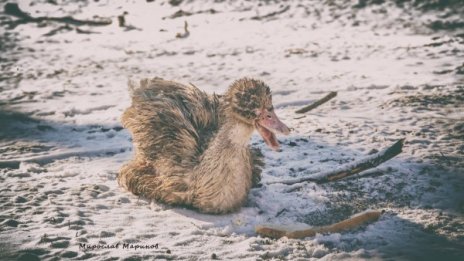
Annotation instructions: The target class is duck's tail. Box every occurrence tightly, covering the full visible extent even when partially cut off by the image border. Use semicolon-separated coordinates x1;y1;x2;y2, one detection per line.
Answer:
118;160;193;205
118;160;159;196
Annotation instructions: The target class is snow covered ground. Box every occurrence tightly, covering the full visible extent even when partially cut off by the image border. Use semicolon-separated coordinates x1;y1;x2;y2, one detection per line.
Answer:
1;0;463;260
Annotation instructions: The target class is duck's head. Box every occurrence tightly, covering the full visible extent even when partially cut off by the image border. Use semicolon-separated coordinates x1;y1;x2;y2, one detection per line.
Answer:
225;78;291;150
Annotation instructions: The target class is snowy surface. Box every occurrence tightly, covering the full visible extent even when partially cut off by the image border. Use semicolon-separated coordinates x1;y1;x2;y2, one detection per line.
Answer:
1;0;463;260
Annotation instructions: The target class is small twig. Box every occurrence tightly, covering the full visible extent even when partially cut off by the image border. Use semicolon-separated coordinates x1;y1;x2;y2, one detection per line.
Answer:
164;9;218;20
250;5;290;21
75;27;100;34
43;24;73;36
118;15;126;27
4;3;111;28
266;139;404;186
275;208;288;217
115;11;140;31
256;210;382;239
295;91;337;114
176;21;190;38
167;10;192;19
46;16;112;26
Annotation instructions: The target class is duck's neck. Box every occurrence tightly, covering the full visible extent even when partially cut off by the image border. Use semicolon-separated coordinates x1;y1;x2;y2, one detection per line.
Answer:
191;117;254;213
221;118;255;148
199;117;254;163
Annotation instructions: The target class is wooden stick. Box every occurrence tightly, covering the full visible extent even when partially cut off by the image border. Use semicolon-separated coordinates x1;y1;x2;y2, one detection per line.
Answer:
250;5;290;21
295;91;337;114
4;3;111;27
176;21;190;38
256;210;382;239
266;139;404;186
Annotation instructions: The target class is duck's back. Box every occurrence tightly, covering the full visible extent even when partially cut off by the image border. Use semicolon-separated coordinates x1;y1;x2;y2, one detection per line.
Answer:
122;78;222;170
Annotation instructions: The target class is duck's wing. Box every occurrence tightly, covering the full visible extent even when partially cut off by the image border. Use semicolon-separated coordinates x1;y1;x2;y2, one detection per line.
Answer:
122;78;221;170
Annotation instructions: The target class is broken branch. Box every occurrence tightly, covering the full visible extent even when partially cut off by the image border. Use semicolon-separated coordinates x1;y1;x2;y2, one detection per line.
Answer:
4;3;111;28
164;8;218;19
256;210;382;239
176;21;190;38
250;5;290;21
295;91;337;114
266;139;404;186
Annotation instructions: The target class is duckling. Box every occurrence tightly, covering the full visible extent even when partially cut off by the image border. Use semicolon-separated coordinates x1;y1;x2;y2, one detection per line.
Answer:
118;77;290;214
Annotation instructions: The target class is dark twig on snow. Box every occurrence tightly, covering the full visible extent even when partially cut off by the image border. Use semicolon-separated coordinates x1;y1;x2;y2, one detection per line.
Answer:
118;15;126;27
176;21;190;38
164;9;218;19
75;27;100;34
4;3;112;28
295;91;337;114
42;24;73;36
275;208;288;217
115;11;140;31
249;5;290;21
266;139;404;186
